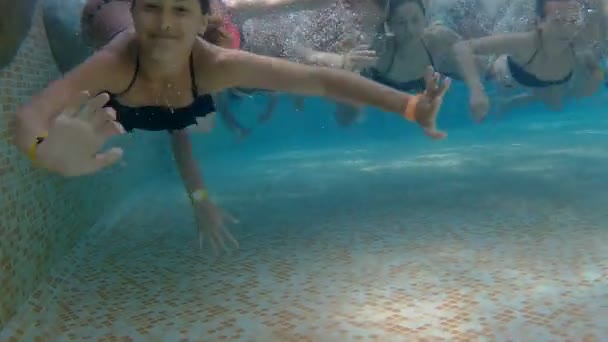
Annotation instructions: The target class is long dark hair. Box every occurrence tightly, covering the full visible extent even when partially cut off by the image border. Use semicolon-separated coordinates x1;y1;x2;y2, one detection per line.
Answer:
368;0;426;74
376;0;426;37
536;0;553;18
536;0;575;19
386;0;425;19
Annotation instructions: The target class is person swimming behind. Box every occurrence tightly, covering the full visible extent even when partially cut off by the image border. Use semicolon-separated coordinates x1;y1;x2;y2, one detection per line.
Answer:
15;0;452;253
210;4;327;138
364;0;463;93
334;0;469;126
454;0;602;122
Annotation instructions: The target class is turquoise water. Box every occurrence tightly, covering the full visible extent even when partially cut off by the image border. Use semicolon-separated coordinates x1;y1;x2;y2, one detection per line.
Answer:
2;1;606;338
202;83;604;154
200;82;608;169
3;83;608;340
198;85;608;257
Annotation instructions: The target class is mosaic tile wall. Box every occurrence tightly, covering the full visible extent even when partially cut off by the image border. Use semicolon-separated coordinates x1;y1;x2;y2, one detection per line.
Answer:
0;3;173;328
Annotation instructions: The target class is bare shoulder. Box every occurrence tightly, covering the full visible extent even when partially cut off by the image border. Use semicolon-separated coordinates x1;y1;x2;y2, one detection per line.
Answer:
423;23;463;56
67;34;136;94
192;40;255;92
455;29;537;59
506;30;540;62
424;23;462;44
485;31;536;47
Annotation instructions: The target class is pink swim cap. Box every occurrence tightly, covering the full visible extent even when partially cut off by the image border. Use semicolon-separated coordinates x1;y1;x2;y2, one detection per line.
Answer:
222;15;241;50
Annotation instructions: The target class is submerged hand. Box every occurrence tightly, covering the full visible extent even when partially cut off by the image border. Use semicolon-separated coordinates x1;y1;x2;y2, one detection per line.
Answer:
194;199;239;254
412;66;451;139
36;91;125;176
343;44;378;71
469;88;489;123
191;112;216;133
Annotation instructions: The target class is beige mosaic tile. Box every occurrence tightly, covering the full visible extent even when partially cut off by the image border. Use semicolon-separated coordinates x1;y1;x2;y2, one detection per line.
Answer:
2;128;607;340
0;2;174;328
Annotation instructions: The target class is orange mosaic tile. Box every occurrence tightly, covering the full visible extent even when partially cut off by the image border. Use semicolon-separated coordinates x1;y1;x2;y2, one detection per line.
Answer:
2;121;608;340
0;1;174;329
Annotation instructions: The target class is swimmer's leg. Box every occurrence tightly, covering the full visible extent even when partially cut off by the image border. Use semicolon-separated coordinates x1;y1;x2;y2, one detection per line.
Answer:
292;96;305;111
334;102;363;127
495;93;537;116
215;91;251;138
258;93;279;123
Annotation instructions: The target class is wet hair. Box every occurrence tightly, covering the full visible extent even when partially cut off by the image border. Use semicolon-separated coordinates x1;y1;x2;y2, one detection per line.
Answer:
375;0;426;35
381;0;426;21
368;0;426;75
131;0;234;47
536;0;570;19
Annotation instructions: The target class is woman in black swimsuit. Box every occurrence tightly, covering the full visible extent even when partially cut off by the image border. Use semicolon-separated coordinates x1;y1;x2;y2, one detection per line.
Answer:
366;0;462;93
335;0;464;126
455;0;603;121
14;0;450;252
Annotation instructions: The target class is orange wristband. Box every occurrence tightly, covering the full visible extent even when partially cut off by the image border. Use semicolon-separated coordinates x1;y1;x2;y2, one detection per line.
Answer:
28;134;47;164
403;94;421;122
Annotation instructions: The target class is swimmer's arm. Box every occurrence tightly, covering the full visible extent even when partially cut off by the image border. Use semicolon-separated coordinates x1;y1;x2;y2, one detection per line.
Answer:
425;25;463;77
171;130;208;200
427;24;487;76
214;93;251;136
573;50;603;97
291;46;345;68
13;50;115;155
454;32;531;93
225;0;331;22
212;49;412;115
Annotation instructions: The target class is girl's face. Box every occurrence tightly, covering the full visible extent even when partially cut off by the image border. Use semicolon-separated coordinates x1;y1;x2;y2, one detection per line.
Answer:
541;0;583;43
132;0;206;62
388;1;426;40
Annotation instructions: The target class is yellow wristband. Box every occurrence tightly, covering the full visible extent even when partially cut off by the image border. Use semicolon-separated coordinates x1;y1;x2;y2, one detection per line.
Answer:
190;189;208;202
28;134;48;164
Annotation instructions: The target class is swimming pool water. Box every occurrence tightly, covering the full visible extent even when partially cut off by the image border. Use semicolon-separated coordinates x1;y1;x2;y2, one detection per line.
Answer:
2;107;607;340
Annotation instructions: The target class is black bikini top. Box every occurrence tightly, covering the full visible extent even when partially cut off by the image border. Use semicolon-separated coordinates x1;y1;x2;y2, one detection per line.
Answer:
105;51;215;132
367;69;429;93
507;33;575;88
365;39;437;93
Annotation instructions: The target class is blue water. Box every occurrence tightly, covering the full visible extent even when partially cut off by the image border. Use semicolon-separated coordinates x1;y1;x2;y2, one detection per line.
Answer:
198;83;608;167
138;85;608;339
3;83;608;340
196;84;608;240
199;83;603;154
